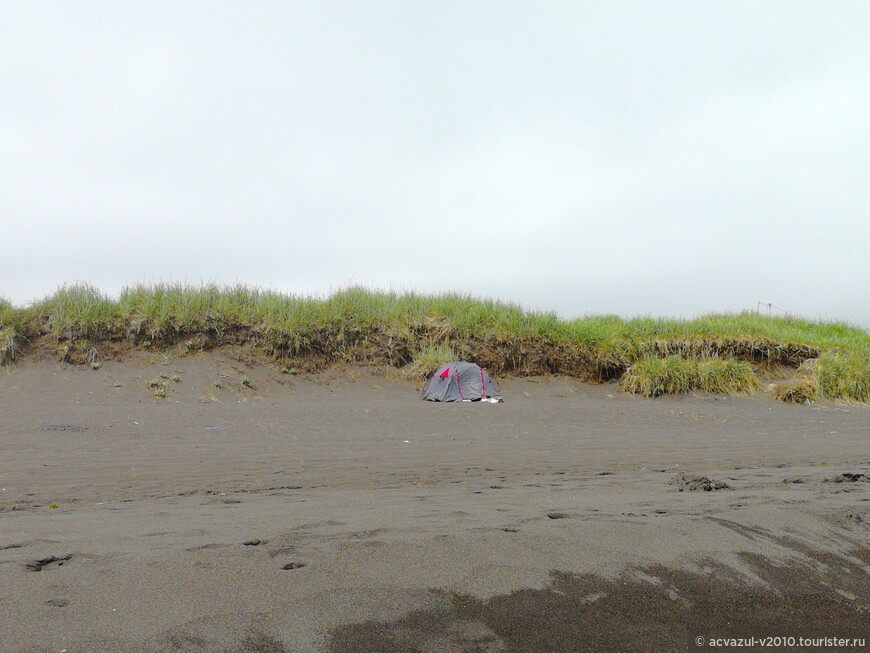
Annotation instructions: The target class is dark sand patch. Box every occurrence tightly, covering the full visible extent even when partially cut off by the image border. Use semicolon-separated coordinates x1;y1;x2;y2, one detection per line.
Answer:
157;628;289;653
328;549;868;653
235;631;289;653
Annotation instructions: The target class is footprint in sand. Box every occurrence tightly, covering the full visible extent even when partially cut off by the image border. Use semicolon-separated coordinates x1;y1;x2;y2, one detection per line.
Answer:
547;512;569;520
44;598;69;608
185;543;224;551
281;562;306;570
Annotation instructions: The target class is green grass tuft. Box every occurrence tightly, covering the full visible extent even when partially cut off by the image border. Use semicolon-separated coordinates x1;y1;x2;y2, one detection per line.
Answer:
814;351;870;403
619;356;759;397
0;296;25;363
28;283;120;340
402;344;457;379
695;356;760;395
0;328;20;364
767;378;818;404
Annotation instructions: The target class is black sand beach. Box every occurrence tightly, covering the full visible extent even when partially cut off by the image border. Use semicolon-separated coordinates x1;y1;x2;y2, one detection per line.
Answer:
1;356;867;652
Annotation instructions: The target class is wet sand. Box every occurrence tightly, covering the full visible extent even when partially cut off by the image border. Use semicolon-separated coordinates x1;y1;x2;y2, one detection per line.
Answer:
1;354;867;652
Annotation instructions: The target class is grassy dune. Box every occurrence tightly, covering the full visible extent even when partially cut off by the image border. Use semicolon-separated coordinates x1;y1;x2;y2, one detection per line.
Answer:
1;283;868;402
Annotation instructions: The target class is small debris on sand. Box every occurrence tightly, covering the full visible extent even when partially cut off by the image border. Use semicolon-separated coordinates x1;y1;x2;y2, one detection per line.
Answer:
824;473;868;483
41;424;87;433
25;554;72;572
669;474;730;492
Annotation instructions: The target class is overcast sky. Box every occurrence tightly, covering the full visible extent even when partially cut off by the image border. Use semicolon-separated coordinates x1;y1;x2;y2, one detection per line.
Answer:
2;1;868;325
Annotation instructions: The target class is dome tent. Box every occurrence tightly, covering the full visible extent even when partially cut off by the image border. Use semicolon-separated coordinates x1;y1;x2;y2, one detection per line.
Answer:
421;362;501;402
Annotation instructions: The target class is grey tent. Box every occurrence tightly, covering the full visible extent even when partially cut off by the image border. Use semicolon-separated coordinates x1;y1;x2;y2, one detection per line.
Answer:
421;362;500;402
